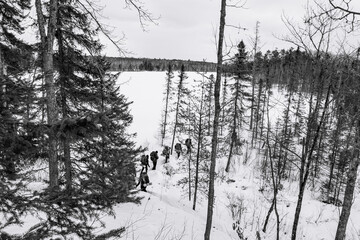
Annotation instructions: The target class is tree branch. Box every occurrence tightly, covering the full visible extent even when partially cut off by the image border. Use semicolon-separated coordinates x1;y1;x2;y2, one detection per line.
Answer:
124;0;159;31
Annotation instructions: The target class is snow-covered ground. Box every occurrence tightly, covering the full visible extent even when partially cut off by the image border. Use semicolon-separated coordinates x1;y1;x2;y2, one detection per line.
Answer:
107;71;360;240
3;71;359;239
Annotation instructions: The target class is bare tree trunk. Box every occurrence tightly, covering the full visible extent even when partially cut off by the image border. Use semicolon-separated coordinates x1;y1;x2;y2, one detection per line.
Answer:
220;76;227;135
204;0;226;239
225;130;235;173
263;101;280;240
193;126;202;210
171;100;180;155
208;81;213;135
162;64;172;146
188;151;191;201
262;198;274;233
259;90;267;144
193;85;205;210
57;25;73;192
0;47;3;106
335;156;359;240
252;78;263;146
335;121;360;240
250;21;260;130
291;83;332;240
327;107;342;198
35;0;59;188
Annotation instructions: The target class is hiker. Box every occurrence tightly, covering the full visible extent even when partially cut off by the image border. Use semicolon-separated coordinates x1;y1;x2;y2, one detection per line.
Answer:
140;154;150;172
162;146;170;163
185;138;193;154
150;151;159;170
174;143;182;158
136;170;150;192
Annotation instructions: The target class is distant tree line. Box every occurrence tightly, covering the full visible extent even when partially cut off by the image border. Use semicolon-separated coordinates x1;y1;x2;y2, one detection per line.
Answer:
106;57;217;72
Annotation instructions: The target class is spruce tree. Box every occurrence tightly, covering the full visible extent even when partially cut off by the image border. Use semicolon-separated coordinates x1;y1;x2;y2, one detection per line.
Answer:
170;64;187;154
0;0;35;231
225;41;250;172
161;64;174;146
26;0;144;237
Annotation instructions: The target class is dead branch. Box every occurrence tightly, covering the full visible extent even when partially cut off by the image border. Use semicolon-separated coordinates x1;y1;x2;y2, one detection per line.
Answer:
124;0;159;31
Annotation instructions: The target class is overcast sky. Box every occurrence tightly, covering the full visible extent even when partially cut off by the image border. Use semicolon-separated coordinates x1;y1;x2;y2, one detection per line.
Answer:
100;0;360;62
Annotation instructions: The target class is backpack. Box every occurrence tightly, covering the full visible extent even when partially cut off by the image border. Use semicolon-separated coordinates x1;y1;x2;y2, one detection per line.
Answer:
150;151;158;159
140;155;147;165
162;146;169;156
175;143;182;151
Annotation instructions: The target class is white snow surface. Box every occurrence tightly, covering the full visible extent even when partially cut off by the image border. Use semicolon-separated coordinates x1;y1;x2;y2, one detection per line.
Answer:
3;71;360;239
109;71;360;240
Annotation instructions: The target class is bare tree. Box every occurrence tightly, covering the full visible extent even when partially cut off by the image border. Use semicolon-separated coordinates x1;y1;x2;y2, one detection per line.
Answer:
262;127;281;240
204;0;226;239
193;80;206;210
335;126;359;240
281;5;339;240
161;64;174;146
319;0;360;31
250;21;260;130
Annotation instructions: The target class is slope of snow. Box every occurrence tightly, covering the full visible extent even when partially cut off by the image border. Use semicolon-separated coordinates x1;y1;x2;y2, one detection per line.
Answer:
2;71;359;240
112;71;238;239
108;71;360;240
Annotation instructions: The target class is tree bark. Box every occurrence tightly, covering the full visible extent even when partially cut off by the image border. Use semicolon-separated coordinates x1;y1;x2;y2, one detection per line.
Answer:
335;121;360;240
250;21;260;130
220;76;227;135
335;156;359;240
188;151;192;201
193;85;204;210
57;24;73;192
252;78;263;146
204;0;226;239
208;81;213;135
35;0;59;188
162;65;172;146
193;128;201;210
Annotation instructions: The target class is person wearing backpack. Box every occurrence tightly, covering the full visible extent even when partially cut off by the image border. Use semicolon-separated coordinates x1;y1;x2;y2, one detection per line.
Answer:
185;138;193;154
174;143;182;158
162;146;170;163
150;151;159;170
140;154;150;172
136;170;150;192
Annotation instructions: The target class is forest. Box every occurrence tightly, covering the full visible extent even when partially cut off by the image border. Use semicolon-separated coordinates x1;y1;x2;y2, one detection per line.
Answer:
0;0;359;239
106;57;217;72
